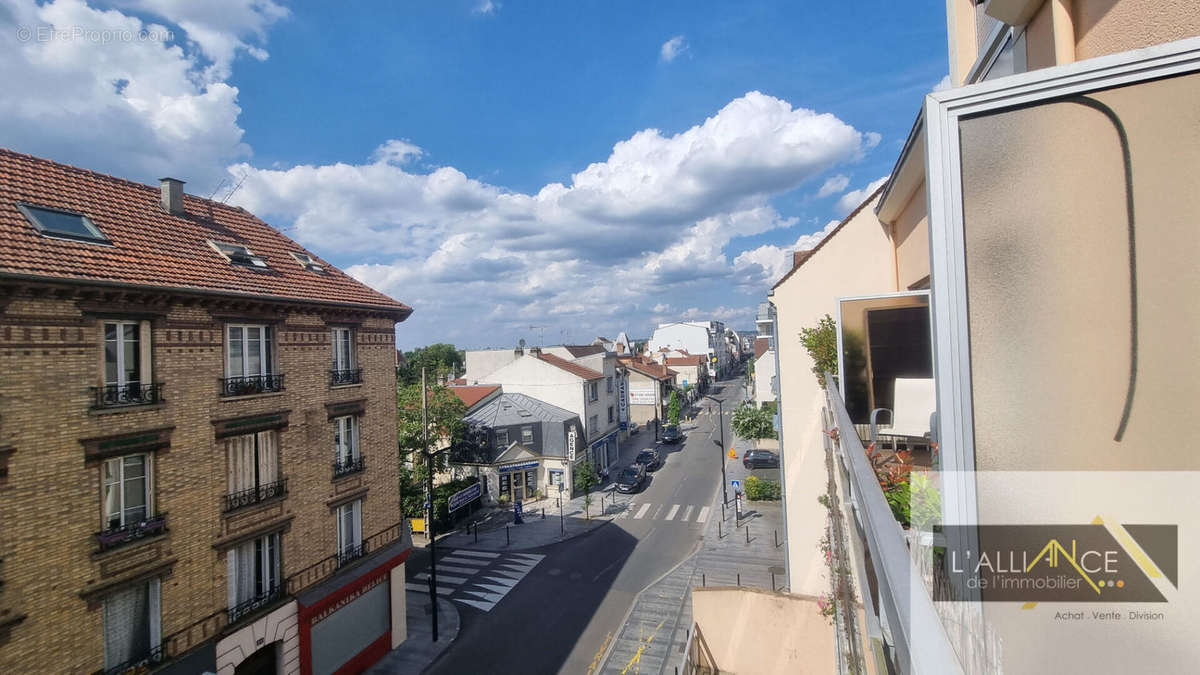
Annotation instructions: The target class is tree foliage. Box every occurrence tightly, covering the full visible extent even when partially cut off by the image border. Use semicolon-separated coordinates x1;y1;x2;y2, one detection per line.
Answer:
799;314;839;387
667;390;681;425
397;343;465;385
397;382;467;479
573;460;598;494
731;402;777;440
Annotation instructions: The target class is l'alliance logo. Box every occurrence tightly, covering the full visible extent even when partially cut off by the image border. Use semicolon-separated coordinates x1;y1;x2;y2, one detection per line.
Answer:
940;521;1177;603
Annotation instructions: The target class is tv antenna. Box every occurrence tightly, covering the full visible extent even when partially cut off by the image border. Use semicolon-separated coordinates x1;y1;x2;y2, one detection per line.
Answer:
220;171;247;204
528;325;549;346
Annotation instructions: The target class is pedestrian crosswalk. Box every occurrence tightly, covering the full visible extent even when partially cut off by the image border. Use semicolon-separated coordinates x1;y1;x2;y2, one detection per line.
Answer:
616;502;712;524
406;549;545;613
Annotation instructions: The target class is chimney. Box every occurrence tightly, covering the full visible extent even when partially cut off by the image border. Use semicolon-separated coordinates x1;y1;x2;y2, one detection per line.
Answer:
616;343;625;354
514;346;524;356
529;346;542;356
160;177;186;216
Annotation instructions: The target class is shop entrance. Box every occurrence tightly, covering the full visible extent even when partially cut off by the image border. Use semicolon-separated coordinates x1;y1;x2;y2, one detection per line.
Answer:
235;642;278;675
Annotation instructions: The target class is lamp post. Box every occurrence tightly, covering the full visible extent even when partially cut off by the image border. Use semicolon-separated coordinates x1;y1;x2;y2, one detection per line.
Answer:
703;394;728;506
421;368;439;642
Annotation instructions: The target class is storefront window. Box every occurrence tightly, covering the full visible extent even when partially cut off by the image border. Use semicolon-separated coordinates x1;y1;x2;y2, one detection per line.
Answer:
525;470;537;493
499;473;510;496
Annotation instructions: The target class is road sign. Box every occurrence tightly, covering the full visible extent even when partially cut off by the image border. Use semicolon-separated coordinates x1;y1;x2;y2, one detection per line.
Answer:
513;499;524;525
448;482;482;512
730;479;742;492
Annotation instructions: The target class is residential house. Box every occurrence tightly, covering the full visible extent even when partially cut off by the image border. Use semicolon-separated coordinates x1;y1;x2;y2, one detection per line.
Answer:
763;2;1200;673
462;346;522;384
479;348;622;474
752;337;776;408
0;150;411;675
660;354;707;398
448;393;585;501
617;356;677;430
591;332;631;355
647;320;729;379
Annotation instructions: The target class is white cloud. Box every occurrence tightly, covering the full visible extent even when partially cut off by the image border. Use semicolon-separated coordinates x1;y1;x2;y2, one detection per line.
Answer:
933;74;953;92
660;35;688;62
371;139;424;165
472;0;499;16
834;175;889;215
731;219;840;286
816;174;849;198
0;0;264;189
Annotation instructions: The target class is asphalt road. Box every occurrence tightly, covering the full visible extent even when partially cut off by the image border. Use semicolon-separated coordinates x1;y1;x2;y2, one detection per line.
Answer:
412;373;746;675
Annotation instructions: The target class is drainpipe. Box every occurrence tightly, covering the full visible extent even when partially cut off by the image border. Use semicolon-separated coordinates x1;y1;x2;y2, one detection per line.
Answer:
1051;0;1076;66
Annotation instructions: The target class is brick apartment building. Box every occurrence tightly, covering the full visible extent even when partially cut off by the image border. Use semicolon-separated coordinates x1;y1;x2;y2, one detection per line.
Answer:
0;149;412;675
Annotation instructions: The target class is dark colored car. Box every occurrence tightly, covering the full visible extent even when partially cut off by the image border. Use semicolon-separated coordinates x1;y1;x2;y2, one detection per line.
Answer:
743;449;780;469
615;465;647;493
661;424;684;444
635;448;662;471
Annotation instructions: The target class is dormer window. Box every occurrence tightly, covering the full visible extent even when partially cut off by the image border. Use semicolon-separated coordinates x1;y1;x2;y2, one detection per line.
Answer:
210;241;268;268
290;252;325;273
17;202;109;244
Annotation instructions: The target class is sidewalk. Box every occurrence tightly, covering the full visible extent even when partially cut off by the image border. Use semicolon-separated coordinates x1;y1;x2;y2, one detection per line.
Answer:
366;591;460;674
599;434;788;675
434;432;661;552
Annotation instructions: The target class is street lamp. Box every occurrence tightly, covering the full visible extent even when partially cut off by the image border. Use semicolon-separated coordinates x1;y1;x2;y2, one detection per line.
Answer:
703;394;728;506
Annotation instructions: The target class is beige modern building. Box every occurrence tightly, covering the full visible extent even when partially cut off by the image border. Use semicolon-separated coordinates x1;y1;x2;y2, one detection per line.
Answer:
769;2;1200;672
0;150;412;675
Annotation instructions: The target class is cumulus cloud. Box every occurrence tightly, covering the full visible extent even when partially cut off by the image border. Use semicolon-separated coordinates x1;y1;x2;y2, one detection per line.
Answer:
731;219;840;286
660;35;687;62
472;0;499;16
834;175;889;215
816;174;849;198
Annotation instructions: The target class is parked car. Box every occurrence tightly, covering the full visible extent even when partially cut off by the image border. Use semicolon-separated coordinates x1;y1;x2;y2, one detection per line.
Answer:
661;424;684;444
634;448;662;471
628;421;640;435
615;464;647;493
742;449;780;469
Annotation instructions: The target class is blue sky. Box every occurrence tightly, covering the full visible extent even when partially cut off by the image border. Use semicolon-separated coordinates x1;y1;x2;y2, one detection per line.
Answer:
0;0;948;349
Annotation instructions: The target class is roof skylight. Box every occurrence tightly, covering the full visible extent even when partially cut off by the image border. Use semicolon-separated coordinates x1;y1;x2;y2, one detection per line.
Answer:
17;203;109;244
290;251;325;273
210;241;268;268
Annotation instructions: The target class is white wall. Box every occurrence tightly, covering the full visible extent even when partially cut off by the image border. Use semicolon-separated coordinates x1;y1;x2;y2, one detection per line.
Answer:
754;350;777;407
464;348;521;384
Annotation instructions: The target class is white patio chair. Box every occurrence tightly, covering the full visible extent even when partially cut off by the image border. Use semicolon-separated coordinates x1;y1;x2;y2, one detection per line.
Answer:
869;378;936;452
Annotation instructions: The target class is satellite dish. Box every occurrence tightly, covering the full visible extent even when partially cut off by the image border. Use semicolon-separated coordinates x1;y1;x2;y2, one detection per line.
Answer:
519;338;526;348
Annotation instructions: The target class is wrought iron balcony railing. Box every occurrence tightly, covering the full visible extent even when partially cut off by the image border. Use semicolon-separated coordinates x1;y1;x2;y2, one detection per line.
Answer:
227;584;283;625
220;373;284;397
336;542;369;568
92;382;164;409
103;642;166;675
96;513;168;552
224;478;287;513
330;368;363;386
332;455;365;478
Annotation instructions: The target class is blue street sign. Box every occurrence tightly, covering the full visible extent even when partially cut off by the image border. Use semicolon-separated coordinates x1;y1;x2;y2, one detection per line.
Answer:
513;500;524;525
448;482;482;512
730;479;742;492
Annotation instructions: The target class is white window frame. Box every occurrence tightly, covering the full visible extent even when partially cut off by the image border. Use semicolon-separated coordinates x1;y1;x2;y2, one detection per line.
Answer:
225;324;274;379
495;428;509;448
337;499;363;556
331;327;355;372
520;426;534;445
606;376;613;393
228;532;281;608
226;431;280;494
104;320;142;387
925;36;1200;577
103;578;161;670
588;381;599;401
334;415;360;464
103;453;153;530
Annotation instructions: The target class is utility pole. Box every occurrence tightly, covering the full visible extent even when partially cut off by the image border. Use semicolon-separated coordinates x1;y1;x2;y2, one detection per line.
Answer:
704;394;728;506
422;368;439;642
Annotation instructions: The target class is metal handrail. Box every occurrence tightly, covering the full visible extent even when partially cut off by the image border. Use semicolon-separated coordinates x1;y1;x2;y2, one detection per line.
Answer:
227;585;283;624
286;521;405;595
330;368;363;386
95;513;168;551
824;375;962;674
332;455;365;478
103;641;167;675
224;478;287;513
219;373;284;397
92;382;164;408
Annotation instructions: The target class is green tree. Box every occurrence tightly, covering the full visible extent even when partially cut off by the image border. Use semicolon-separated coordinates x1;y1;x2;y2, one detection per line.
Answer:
667;390;681;425
731;402;778;440
799;314;839;387
397;381;467;489
397;343;465;385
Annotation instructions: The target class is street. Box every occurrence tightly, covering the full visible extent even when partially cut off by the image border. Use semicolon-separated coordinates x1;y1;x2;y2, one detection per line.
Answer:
407;374;746;675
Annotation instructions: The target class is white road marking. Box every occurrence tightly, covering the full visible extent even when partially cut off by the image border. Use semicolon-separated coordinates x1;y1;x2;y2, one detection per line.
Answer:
651;504;664;520
406;583;454;595
463;589;506;604
440;556;489;567
491;569;526;581
452;550;502;559
414;573;466;585
437;564;480;575
682;506;694;521
479;575;519;588
664;505;680;521
697;506;710;523
472;582;513;594
509;553;545;562
634;504;651;519
453;597;496;611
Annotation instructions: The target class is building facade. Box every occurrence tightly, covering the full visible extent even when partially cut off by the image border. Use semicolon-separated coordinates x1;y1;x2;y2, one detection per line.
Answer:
0;150;411;675
647;321;729;379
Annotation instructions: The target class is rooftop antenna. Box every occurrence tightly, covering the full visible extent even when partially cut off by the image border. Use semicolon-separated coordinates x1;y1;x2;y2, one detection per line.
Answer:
220;171;247;204
529;325;548;347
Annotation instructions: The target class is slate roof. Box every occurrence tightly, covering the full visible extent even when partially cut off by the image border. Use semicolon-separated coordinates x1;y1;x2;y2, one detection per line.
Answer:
464;392;580;460
537;352;604;380
562;344;606;358
0;149;410;315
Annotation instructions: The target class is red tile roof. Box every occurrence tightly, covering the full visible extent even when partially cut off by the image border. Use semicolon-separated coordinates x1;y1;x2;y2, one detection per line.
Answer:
450;385;500;409
754;337;770;360
0;149;411;315
618;356;677;380
664;356;703;367
537;353;604;380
